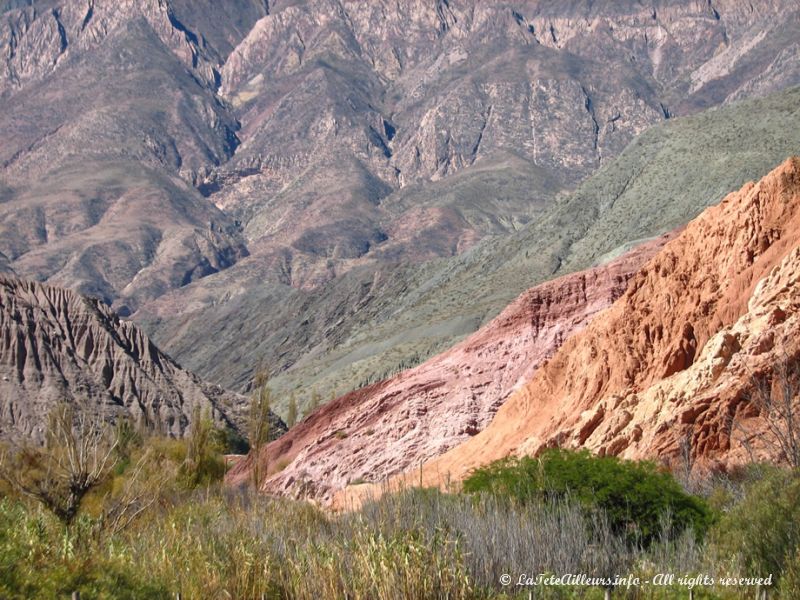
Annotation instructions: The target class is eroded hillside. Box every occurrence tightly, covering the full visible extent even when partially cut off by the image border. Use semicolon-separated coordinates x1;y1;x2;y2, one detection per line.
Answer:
227;233;673;501
376;157;800;499
0;274;277;441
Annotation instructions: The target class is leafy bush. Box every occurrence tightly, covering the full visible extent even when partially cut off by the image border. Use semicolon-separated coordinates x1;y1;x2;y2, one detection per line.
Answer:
462;449;713;544
780;546;800;600
709;467;800;588
179;409;227;488
0;500;168;599
17;436;800;599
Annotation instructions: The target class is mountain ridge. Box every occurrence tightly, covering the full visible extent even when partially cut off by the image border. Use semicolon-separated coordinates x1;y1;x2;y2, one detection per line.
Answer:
0;273;279;442
143;85;800;412
363;156;800;502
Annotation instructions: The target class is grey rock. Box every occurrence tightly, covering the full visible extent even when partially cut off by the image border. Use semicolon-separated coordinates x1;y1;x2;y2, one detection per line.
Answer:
0;274;275;442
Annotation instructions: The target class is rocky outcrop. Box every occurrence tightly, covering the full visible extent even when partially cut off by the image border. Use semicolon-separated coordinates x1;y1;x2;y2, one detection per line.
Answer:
226;233;672;501
220;0;798;196
144;85;800;414
87;0;797;314
1;0;268;94
0;274;264;443
370;157;800;498
208;0;800;280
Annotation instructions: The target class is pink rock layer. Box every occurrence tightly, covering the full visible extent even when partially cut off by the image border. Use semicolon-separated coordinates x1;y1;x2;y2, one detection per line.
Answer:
227;233;672;501
354;157;800;505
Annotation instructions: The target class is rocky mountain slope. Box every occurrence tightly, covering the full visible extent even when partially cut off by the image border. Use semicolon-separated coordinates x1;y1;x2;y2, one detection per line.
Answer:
175;0;800;294
227;233;673;500
0;274;266;442
364;157;800;499
144;86;800;411
0;0;266;313
3;0;800;421
208;0;800;292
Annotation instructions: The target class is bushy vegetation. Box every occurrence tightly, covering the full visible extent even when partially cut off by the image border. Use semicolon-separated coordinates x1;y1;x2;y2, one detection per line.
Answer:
463;449;713;545
1;417;799;599
708;466;800;598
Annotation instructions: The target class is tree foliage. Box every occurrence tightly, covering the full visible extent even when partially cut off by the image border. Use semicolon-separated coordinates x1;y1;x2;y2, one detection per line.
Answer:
179;407;226;488
248;369;273;489
306;388;322;417
286;394;298;428
710;467;800;583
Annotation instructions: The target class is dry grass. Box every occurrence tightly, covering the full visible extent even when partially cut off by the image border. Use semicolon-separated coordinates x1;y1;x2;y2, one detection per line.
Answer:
1;434;795;599
0;485;718;599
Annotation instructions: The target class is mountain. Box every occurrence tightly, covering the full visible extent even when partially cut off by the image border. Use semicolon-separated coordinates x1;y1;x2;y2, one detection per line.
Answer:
226;233;672;501
3;0;800;418
362;157;800;500
0;0;266;314
143;85;800;411
208;0;800;290
234;158;800;503
0;274;279;442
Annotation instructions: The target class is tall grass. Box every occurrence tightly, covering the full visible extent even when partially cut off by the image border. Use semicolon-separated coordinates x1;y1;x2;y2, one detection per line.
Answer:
0;486;721;599
2;434;796;599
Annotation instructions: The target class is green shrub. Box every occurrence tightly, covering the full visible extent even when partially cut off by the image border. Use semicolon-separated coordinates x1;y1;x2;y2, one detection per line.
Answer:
212;427;250;454
178;410;227;489
0;500;168;599
780;546;800;600
462;449;713;545
709;467;800;587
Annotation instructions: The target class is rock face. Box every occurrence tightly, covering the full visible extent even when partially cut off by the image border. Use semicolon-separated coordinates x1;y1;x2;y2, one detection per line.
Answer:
186;0;800;291
0;0;264;313
3;0;800;423
226;234;672;501
0;274;258;442
379;157;800;496
144;86;800;410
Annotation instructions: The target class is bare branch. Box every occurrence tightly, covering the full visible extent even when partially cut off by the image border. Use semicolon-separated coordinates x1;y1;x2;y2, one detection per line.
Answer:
733;352;800;468
0;404;119;525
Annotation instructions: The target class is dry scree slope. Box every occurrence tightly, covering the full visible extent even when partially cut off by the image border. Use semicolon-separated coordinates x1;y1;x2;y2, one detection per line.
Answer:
0;274;284;442
228;233;675;501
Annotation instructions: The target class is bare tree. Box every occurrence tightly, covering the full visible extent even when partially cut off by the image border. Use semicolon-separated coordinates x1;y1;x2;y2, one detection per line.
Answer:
735;354;800;468
677;426;699;493
0;404;118;525
100;447;163;535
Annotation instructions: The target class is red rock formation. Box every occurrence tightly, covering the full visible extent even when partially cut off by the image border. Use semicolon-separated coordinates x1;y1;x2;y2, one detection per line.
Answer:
226;233;671;501
362;157;800;500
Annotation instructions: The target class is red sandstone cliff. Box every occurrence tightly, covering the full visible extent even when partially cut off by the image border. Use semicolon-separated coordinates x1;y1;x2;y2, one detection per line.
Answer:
361;157;800;501
227;234;670;500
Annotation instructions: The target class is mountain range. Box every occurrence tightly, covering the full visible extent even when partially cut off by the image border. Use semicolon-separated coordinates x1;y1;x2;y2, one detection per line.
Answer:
2;1;800;497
